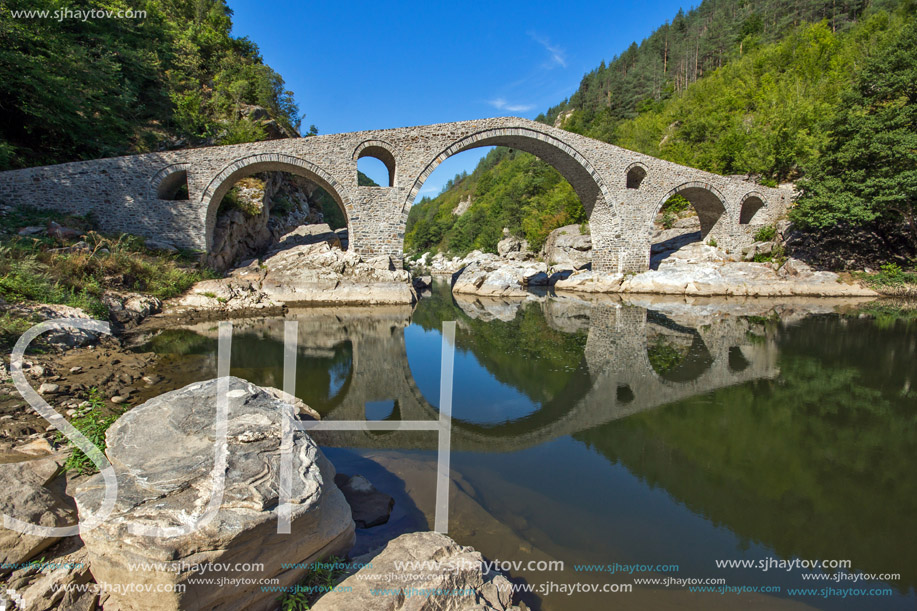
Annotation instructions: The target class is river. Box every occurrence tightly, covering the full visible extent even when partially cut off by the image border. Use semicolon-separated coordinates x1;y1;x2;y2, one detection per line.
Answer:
135;282;916;610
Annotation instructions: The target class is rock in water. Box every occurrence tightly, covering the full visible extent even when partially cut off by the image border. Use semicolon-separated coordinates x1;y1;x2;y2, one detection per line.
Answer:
73;377;354;611
311;531;523;611
334;474;394;528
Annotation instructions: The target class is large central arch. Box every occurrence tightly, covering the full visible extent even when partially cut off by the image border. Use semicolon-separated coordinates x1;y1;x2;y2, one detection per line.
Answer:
200;153;353;252
401;126;623;272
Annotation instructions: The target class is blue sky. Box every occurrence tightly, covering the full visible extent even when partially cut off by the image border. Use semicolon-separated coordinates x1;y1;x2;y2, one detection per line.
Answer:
230;0;693;196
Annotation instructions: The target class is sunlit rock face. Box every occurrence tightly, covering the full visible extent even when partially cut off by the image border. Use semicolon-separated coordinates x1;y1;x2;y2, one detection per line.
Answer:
74;377;354;611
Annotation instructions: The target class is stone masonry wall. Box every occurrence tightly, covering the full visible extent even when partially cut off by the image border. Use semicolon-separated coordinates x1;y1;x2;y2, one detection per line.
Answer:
0;117;791;273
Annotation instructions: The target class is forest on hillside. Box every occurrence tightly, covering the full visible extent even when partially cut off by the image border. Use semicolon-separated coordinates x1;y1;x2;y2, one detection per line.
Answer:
0;0;307;170
406;0;917;264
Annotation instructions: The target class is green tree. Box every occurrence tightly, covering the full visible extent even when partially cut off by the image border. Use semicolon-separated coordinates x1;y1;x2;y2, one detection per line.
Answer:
0;0;303;170
791;18;917;250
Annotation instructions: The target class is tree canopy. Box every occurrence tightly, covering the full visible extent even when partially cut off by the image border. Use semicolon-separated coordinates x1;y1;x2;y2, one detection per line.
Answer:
791;18;917;248
0;0;301;170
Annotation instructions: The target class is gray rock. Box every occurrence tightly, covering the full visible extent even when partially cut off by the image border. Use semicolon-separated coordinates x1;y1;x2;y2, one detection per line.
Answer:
6;544;92;611
176;233;416;311
2;304;101;348
74;377;354;611
0;455;75;569
451;255;549;297
311;531;522;611
496;229;530;258
542;224;592;269
452;196;473;216
47;221;82;241
366;255;396;271
38;383;59;395
261;385;321;421
334;474;394;528
103;291;162;328
17;226;44;236
780;257;813;277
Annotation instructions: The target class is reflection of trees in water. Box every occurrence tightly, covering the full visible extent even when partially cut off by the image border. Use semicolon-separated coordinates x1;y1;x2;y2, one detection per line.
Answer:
411;287;588;406
576;315;917;591
138;330;353;416
645;323;714;383
140;329;216;356
646;334;691;375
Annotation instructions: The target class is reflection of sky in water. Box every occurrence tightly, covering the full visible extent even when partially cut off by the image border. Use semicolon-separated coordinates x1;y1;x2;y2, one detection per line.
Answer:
329;358;349;397
365;399;395;420
404;325;540;425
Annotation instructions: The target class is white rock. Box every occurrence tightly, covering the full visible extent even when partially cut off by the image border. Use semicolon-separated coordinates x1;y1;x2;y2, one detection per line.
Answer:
311;532;522;611
74;377;354;611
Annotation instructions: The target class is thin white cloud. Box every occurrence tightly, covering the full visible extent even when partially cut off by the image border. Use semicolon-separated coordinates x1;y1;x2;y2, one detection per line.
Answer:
528;31;567;69
489;97;535;113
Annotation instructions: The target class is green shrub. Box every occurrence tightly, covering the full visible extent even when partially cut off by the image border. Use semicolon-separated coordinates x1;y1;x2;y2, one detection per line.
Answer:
660;194;691;215
58;388;122;475
218;119;268;146
279;556;347;611
754;225;777;242
0;211;216;314
880;262;903;279
662;211;677;229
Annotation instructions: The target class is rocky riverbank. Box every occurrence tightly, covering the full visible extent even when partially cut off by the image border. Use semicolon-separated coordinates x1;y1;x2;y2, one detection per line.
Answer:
170;224;417;315
409;222;878;298
0;369;529;611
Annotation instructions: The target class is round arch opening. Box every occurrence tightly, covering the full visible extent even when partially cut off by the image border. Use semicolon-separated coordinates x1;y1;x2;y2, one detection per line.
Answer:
202;155;351;256
403;127;619;272
650;183;727;269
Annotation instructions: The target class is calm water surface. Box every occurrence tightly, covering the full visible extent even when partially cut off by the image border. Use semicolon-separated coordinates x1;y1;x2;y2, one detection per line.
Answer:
138;284;916;610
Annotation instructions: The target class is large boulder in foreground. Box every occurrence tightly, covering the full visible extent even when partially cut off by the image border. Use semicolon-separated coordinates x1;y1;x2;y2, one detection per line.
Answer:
74;377;354;611
311;531;522;611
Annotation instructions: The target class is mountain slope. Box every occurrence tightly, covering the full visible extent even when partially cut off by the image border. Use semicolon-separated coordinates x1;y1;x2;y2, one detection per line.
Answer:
406;0;914;257
0;0;303;170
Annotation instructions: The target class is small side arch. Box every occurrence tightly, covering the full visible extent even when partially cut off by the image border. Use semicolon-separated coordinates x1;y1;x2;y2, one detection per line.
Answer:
151;163;191;200
625;162;648;189
200;153;351;252
353;139;397;187
653;181;728;238
739;192;767;225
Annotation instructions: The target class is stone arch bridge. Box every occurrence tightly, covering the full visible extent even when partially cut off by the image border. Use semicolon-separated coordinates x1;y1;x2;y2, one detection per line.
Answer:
0;117;790;273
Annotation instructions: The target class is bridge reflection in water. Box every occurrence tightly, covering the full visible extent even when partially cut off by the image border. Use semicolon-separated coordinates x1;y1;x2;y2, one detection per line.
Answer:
146;294;779;453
